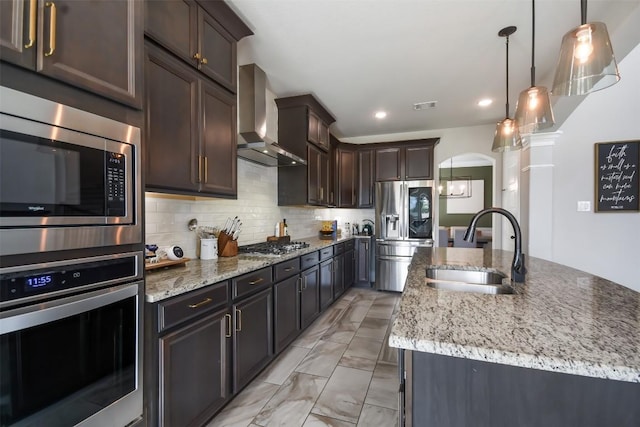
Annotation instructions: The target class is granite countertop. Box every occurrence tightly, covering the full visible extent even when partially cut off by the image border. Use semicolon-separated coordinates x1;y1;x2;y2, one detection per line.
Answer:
145;235;355;303
389;247;640;383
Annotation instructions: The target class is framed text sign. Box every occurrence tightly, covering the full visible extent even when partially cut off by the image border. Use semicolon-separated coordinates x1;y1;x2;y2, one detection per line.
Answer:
594;140;639;212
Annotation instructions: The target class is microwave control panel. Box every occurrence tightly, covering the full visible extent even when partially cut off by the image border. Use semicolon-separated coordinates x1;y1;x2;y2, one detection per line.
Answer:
106;151;126;217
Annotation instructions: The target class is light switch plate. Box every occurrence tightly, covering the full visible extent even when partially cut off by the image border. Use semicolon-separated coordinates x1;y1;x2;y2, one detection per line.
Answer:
577;201;591;212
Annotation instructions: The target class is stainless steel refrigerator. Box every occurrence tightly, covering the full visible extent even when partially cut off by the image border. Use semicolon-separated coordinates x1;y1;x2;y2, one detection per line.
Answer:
375;180;434;292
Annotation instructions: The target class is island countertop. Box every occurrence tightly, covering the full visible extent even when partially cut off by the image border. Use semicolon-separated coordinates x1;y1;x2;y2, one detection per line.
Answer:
144;235;354;303
389;247;640;383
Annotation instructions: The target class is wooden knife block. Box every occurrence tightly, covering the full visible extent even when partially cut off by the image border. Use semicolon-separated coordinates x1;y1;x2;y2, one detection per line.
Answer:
217;232;238;257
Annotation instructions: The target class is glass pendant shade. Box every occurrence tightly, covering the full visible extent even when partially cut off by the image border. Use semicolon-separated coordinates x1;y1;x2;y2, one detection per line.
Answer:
514;85;554;134
552;22;620;96
492;118;522;152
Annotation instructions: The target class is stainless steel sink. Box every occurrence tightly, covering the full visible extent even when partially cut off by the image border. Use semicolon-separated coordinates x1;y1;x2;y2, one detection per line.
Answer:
425;267;513;294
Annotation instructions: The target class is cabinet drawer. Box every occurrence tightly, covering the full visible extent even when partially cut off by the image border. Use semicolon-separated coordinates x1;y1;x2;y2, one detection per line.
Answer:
334;242;345;255
232;267;273;300
345;239;355;251
158;281;229;332
319;246;334;261
300;251;320;270
274;258;300;281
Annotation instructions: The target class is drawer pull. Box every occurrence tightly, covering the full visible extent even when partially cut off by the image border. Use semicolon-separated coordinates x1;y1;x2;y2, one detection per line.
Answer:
25;0;36;48
188;297;212;309
284;267;295;272
249;277;264;285
44;2;56;56
225;313;232;338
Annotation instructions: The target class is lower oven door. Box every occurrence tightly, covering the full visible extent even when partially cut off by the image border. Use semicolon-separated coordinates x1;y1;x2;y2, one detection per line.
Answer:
0;282;143;427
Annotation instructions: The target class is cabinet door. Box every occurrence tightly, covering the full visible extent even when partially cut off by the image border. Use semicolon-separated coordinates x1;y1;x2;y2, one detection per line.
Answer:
300;265;320;329
307;110;320;145
274;275;301;353
38;0;142;108
145;0;197;67
376;147;402;181
318;120;330;151
344;249;356;289
333;255;345;299
356;239;370;284
145;43;199;193
319;259;333;310
200;79;237;196
199;8;237;92
358;149;375;208
405;145;434;180
337;148;357;208
160;308;231;427
319;150;330;205
233;288;273;392
307;144;321;205
0;0;35;68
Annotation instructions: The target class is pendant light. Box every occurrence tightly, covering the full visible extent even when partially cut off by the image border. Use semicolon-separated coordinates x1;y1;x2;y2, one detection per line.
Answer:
492;26;522;153
515;0;554;134
552;0;620;96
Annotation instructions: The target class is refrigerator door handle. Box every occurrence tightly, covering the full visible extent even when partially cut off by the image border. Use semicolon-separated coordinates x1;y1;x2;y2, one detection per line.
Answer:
402;182;408;240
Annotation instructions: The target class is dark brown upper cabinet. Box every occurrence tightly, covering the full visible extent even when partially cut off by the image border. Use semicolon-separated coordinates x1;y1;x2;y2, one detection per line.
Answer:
0;0;142;108
145;0;251;93
357;149;375;208
144;43;237;198
336;146;357;208
375;140;437;181
276;94;336;159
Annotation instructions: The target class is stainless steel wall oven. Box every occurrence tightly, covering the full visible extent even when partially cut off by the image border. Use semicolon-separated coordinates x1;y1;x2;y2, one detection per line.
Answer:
0;87;144;426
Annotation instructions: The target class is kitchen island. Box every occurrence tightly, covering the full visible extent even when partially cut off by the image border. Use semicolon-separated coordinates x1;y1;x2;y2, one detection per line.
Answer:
390;247;640;426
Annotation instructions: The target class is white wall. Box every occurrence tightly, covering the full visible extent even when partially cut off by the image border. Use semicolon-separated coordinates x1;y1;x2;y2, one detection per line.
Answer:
145;159;373;258
551;43;640;291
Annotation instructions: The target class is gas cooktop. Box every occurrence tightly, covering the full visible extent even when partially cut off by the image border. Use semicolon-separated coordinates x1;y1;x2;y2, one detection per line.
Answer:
238;241;310;256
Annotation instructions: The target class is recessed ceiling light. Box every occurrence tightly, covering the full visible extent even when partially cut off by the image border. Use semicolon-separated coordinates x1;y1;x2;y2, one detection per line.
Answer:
374;111;387;119
478;99;493;107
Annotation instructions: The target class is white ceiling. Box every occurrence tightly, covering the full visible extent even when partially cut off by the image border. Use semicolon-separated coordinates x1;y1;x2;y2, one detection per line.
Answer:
227;0;640;142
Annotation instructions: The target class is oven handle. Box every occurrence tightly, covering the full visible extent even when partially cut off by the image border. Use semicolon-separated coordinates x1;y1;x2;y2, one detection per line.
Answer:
0;282;140;335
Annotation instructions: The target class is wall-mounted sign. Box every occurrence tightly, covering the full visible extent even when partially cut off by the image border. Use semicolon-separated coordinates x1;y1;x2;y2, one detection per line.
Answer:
594;140;639;212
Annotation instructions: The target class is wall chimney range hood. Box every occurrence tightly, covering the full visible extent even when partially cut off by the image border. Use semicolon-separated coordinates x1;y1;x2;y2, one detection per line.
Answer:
238;64;306;167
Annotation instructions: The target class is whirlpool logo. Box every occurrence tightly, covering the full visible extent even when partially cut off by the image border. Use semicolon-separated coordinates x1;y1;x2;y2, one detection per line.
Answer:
28;206;46;212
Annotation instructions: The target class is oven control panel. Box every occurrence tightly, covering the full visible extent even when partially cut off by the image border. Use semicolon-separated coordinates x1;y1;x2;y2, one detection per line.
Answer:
1;256;138;305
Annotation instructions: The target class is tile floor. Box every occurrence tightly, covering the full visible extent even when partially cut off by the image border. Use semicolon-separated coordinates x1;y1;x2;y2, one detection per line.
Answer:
207;287;401;427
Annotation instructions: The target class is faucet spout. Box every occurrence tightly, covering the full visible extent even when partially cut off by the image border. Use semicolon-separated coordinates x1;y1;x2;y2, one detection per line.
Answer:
464;207;526;283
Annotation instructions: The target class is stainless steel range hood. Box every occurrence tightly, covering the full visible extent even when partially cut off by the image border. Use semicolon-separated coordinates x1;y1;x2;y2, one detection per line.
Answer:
238;64;306;167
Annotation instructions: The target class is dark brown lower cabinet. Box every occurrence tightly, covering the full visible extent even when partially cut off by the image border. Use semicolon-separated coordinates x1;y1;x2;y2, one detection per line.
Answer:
300;265;320;329
273;274;301;353
232;288;273;392
319;259;334;310
159;308;231;427
404;350;640;427
356;238;371;285
333;254;345;299
344;249;355;289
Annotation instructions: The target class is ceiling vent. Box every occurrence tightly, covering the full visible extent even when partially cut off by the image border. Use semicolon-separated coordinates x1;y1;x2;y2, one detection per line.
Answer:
413;101;437;111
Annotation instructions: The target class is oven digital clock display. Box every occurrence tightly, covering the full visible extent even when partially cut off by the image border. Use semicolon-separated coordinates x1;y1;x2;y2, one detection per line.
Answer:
24;274;56;291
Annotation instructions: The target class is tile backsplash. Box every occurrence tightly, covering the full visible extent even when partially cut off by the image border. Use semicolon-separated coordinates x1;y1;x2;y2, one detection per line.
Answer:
145;159;374;258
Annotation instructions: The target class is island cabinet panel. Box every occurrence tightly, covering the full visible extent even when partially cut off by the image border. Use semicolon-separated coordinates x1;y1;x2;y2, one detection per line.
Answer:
407;351;640;427
273;274;301;354
159;308;231;427
0;0;142;108
357;149;375;208
232;287;273;392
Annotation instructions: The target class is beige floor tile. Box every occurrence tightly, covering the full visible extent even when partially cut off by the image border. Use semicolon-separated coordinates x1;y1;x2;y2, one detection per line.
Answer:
343;336;383;361
321;319;360;344
355;317;390;340
338;354;377;372
365;303;396;319
207;381;280;427
253;372;328;427
364;364;399;410
292;307;344;349
302;413;356;427
311;366;373;424
356;404;398;427
295;340;348;377
258;345;311;385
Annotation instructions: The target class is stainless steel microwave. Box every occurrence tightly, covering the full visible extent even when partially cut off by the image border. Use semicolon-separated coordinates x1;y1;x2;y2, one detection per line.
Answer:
0;87;142;256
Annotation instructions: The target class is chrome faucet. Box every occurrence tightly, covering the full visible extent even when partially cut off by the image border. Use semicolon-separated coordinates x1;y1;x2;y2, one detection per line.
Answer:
464;207;526;283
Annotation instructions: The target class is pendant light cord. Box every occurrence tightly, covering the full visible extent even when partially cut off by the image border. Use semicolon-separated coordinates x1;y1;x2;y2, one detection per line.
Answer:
581;0;587;25
505;34;510;118
530;0;536;86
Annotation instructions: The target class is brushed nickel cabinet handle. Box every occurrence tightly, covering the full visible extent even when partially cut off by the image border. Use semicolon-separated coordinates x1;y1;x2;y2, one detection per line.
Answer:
44;2;56;56
249;277;264;285
225;313;232;338
188;297;212;309
204;156;208;183
284;267;295;272
235;308;242;332
24;0;36;48
297;277;303;293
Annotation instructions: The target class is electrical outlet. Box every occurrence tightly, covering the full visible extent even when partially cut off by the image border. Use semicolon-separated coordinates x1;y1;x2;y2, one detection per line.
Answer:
577;201;591;212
